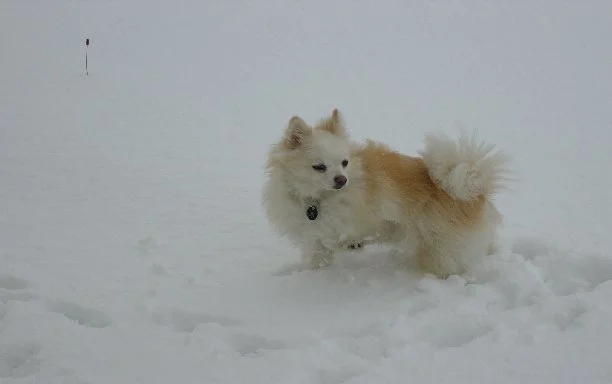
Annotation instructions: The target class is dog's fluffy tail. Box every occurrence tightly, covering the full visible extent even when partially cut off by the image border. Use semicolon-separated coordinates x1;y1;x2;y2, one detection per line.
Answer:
419;130;510;201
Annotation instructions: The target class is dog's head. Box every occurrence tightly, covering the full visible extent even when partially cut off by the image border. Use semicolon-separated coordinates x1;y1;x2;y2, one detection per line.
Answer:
268;109;352;198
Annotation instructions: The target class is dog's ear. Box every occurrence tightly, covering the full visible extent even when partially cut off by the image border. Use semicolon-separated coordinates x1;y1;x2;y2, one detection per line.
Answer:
320;108;347;137
285;116;311;149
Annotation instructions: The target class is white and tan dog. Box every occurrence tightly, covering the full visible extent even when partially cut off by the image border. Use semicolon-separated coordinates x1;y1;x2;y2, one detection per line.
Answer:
262;109;509;278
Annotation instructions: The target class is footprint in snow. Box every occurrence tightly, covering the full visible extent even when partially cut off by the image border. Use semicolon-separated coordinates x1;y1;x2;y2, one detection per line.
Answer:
550;300;589;331
229;333;287;356
0;274;30;290
317;365;367;384
420;318;493;348
0;342;41;379
150;308;241;333
47;300;112;329
538;253;612;296
0;274;35;303
136;236;158;257
511;238;612;296
512;237;552;260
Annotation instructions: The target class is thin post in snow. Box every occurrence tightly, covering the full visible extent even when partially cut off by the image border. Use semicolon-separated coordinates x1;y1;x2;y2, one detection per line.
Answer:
85;38;90;75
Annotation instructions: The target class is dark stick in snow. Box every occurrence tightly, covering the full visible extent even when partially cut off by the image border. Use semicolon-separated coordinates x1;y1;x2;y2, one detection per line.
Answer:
85;38;90;75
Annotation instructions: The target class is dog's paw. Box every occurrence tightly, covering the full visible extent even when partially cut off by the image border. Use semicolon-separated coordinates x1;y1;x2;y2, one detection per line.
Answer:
343;240;365;251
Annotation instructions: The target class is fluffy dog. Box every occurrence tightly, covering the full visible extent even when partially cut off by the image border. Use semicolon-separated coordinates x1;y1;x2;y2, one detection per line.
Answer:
262;109;509;278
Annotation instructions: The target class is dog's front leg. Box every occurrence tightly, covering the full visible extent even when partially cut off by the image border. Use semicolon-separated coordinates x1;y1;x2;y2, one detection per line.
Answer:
301;241;334;269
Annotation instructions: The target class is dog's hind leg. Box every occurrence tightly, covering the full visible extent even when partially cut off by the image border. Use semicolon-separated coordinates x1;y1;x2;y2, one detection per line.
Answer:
415;243;462;279
414;232;474;278
416;228;494;278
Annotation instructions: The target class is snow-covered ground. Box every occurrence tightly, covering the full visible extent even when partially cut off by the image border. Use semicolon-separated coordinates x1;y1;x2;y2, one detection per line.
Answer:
2;2;612;383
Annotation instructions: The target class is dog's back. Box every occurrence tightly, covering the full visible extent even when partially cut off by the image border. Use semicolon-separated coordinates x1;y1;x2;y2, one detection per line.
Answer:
352;132;508;277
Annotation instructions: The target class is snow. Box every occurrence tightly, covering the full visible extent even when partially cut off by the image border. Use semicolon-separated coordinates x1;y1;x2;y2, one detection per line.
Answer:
2;1;612;383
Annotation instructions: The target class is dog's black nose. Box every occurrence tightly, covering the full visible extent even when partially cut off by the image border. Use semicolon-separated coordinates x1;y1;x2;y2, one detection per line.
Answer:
334;175;347;188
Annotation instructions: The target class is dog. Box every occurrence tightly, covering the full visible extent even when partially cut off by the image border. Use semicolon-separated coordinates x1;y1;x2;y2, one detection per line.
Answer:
262;109;509;278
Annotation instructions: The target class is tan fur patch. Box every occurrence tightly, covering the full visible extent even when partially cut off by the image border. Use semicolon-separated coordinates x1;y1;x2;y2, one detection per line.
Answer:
355;141;485;229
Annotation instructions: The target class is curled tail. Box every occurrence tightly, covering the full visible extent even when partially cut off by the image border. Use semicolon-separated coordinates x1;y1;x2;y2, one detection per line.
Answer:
419;130;511;201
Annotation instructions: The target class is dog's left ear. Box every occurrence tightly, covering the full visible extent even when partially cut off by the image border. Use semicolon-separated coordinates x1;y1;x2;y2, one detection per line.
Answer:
284;116;311;150
320;108;347;137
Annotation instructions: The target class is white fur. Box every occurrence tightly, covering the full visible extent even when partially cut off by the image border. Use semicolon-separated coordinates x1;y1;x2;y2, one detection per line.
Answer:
262;121;370;268
419;130;510;201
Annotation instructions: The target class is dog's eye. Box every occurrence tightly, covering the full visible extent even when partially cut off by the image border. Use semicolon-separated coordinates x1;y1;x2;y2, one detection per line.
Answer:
312;163;327;172
342;159;349;168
